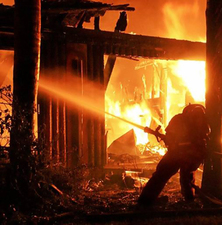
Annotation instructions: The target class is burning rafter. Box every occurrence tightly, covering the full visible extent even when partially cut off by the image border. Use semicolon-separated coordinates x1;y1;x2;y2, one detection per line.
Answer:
0;1;205;61
41;0;135;28
0;1;134;31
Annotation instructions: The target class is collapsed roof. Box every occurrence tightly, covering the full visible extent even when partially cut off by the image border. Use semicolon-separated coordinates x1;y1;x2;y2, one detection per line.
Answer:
0;0;205;61
0;0;135;31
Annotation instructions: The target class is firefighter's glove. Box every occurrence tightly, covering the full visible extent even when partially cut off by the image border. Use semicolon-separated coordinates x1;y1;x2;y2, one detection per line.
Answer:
144;127;150;133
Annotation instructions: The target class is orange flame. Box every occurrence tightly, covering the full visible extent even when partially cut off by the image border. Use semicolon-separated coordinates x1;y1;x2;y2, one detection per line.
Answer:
105;96;152;147
169;60;205;102
105;58;206;155
163;1;206;42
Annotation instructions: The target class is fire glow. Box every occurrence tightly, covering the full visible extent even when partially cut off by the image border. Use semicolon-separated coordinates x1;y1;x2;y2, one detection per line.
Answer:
105;97;152;146
105;0;206;155
105;59;206;155
169;60;205;102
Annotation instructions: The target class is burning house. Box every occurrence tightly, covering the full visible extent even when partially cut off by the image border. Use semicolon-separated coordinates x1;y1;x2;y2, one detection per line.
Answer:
0;0;217;187
1;1;222;222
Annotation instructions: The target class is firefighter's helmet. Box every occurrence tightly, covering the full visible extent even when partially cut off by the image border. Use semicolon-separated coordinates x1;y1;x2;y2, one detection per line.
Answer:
182;103;206;115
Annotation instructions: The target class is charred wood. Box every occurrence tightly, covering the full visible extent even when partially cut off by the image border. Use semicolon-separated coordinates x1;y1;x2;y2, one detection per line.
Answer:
64;28;206;61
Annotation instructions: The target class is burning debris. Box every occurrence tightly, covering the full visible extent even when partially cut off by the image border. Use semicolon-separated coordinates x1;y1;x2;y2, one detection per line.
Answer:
1;0;222;224
107;129;140;156
106;120;167;172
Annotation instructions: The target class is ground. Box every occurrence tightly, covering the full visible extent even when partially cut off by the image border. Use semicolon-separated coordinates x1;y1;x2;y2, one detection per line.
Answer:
1;152;222;224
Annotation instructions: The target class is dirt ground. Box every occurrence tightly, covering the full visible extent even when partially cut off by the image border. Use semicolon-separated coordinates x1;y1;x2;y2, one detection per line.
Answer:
47;161;222;225
61;170;222;225
2;152;222;224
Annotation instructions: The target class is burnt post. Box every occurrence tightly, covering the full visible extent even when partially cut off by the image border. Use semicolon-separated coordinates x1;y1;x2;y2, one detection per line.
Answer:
39;34;68;166
202;0;222;196
86;44;106;167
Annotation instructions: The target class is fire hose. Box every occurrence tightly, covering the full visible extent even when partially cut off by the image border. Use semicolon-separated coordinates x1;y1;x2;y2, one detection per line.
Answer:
192;184;222;206
105;111;165;142
106;112;222;205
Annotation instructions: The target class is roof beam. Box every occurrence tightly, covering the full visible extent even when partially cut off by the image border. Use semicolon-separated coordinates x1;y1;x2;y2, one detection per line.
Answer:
63;28;206;61
0;28;206;61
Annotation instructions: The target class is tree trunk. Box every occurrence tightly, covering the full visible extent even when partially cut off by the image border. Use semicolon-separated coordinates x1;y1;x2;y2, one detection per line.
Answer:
202;0;222;196
10;0;41;193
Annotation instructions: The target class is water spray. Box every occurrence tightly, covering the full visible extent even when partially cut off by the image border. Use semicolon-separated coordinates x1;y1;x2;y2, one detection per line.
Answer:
105;111;145;130
39;78;164;133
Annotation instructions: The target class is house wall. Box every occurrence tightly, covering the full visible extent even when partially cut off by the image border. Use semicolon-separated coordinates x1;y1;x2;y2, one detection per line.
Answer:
86;44;106;167
39;35;106;168
39;33;67;166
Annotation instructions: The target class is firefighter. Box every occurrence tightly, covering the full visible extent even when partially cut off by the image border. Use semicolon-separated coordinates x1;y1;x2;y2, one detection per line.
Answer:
138;104;211;206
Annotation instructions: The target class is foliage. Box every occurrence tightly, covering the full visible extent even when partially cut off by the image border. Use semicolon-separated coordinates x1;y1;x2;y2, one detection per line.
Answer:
0;85;49;199
0;85;12;148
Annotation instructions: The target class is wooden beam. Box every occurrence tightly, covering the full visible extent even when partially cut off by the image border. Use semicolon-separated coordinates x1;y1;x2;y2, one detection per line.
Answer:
104;54;116;89
1;28;206;61
0;31;14;50
64;28;206;61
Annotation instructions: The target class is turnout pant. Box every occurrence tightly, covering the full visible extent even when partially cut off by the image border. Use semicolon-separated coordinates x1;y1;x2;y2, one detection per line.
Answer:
138;150;202;205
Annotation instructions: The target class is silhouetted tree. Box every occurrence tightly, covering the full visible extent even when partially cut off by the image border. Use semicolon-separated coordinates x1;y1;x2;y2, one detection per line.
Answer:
202;0;222;197
10;0;41;194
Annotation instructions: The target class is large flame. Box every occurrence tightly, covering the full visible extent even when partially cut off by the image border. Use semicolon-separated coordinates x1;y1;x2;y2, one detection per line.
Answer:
105;96;152;146
163;1;206;42
105;0;206;157
169;60;205;102
105;59;206;155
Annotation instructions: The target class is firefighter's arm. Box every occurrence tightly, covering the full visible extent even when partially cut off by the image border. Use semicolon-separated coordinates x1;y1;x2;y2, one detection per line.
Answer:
144;125;166;142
